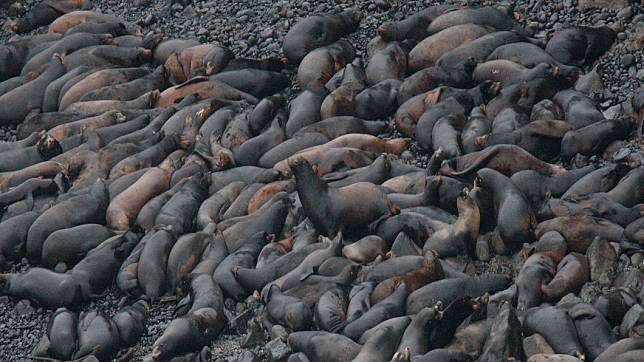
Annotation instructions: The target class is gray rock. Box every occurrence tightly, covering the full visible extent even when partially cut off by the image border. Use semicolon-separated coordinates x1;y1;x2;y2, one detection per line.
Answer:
637;69;644;81
241;319;265;348
587;237;617;285
260;28;275;39
287;352;311;362
578;0;627;11
14;300;34;315
619;304;644;337
237;350;260;362
617;6;633;20
270;324;288;341
143;14;155;26
523;333;555;358
266;338;291;362
536;231;567;254
622;54;635;67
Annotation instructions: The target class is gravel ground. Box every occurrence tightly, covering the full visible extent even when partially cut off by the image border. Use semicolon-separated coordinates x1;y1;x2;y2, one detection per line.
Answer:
0;0;642;361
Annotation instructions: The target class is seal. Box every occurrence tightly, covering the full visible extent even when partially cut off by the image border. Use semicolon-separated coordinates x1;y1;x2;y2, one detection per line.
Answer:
79;65;166;103
473;60;559;87
568;302;615;361
535;215;624;253
436;31;529;79
553;89;605;130
0;54;66;125
408;24;490;72
560;118;630;162
295;116;388;139
48;110;127;140
354;78;402;120
48;10;141;34
594;337;644;362
377;5;458;41
150;307;226;361
477;119;572;162
288;331;361;362
343;283;408;341
137;227;176;298
210;69;290;98
282;9;362;64
370;253;444;305
62;45;152;70
26;179;109;263
65;89;159;113
59;67;150;110
73;310;120;360
440;144;564;180
296;39;356;93
561;163;629;200
112;299;149;348
290;156;398;237
365;42;407;86
426;6;526;35
0;210;41;266
315;287;349;333
516;252;557;311
154;174;208;236
545;25;615;66
233;241;327;293
42;66;95;112
109;134;185;178
406;274;510;315
41;223;114;270
523;306;584;358
21;32;112;76
321;62;367;119
0;267;85;309
164;44;234;84
285;90;326;137
0;133;62;172
221;197;289;253
266;285;314;331
342;235;388;263
156;77;258;107
476;168;536;253
213;231;269;300
422;188;480;257
196;181;244;227
397;304;443;356
166;232;213;292
233;113;287;166
352;325;403;362
46;307;78;360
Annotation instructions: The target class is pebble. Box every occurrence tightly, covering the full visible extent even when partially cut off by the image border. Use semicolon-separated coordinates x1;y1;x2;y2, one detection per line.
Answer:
143;13;155;26
260;28;275;39
617;6;633;20
587;238;617;285
265;338;290;362
637;69;644;81
237;350;261;362
622;54;635;67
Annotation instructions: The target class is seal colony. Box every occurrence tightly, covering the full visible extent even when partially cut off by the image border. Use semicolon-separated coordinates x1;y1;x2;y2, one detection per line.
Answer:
0;0;643;361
